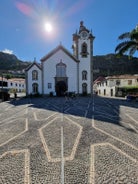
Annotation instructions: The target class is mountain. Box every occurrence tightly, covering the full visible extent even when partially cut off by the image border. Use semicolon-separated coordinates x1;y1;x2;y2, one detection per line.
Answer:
0;52;31;72
0;52;138;79
93;54;138;80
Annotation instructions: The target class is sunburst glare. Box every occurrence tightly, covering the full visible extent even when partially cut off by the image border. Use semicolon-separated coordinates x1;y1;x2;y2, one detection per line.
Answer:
44;22;53;33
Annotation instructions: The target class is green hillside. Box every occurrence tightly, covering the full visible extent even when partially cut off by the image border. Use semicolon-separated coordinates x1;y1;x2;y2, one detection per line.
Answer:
0;51;138;80
0;52;31;71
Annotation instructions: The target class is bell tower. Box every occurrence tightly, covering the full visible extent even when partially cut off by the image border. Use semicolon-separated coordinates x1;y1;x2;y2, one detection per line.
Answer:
72;21;95;95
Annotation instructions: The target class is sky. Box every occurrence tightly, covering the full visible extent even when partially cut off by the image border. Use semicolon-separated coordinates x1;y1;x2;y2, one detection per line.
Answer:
0;0;138;62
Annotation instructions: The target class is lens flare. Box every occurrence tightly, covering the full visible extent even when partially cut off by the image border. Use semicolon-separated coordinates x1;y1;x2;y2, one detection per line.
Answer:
44;22;53;32
15;2;33;16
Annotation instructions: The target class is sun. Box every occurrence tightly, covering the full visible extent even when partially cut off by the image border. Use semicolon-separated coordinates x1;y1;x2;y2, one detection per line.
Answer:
44;22;53;33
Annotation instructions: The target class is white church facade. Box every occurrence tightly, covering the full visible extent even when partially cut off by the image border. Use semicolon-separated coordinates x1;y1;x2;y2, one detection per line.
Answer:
25;21;95;96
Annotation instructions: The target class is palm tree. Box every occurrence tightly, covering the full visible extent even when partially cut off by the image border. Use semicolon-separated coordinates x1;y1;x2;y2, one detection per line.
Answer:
115;25;138;57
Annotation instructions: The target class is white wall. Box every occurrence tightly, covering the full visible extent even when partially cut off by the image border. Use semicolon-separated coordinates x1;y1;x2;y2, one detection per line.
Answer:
8;80;25;92
97;81;116;96
0;77;25;92
43;50;78;94
96;76;138;97
78;39;91;94
27;65;42;94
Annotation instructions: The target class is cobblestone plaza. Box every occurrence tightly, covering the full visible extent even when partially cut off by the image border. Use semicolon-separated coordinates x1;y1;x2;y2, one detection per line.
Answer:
0;96;138;183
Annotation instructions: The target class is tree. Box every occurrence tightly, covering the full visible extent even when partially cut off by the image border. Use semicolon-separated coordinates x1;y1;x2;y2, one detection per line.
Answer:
5;74;11;80
115;25;138;57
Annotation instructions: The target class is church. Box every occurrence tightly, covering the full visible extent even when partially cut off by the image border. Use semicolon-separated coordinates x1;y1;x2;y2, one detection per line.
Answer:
25;21;95;96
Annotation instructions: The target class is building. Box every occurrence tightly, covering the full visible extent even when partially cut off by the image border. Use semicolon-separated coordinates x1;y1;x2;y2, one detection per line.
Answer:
25;21;95;96
94;75;138;97
0;77;25;93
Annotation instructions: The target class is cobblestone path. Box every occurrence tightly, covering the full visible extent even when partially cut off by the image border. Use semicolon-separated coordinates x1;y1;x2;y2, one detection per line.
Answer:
0;96;138;183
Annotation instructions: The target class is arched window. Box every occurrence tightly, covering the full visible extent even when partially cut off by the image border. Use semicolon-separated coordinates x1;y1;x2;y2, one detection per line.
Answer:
81;43;88;57
82;70;87;80
32;70;38;80
56;61;66;77
32;83;38;93
82;83;87;95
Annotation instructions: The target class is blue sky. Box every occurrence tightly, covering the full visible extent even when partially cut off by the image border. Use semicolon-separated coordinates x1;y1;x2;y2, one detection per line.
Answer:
0;0;138;62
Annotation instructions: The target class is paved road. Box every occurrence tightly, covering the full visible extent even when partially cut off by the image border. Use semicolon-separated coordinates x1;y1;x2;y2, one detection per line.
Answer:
0;96;138;184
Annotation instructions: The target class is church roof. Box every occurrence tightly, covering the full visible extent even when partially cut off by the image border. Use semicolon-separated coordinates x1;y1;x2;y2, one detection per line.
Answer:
25;61;42;71
93;76;106;84
40;44;79;63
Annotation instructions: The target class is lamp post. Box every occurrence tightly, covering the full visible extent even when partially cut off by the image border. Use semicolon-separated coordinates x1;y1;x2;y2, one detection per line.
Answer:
1;73;4;101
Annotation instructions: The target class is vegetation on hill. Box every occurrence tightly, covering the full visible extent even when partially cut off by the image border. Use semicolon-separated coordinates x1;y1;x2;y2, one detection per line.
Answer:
93;54;138;80
0;51;138;80
0;52;31;77
0;52;31;70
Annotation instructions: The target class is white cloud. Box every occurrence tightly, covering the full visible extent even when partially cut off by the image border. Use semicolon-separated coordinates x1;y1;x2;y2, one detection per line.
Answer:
2;49;13;55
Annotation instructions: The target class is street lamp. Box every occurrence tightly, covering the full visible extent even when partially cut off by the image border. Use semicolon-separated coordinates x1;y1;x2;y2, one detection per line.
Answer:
1;73;4;101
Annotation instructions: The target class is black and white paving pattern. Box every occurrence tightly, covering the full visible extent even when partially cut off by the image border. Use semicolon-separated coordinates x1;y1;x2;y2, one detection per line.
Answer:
0;96;138;184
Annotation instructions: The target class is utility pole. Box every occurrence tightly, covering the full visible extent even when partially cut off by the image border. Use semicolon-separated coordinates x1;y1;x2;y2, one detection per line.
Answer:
1;73;4;101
